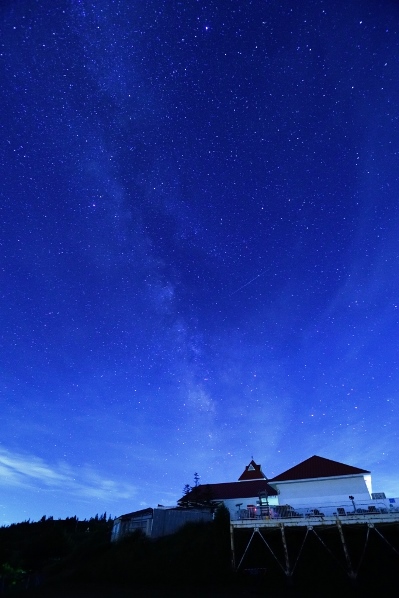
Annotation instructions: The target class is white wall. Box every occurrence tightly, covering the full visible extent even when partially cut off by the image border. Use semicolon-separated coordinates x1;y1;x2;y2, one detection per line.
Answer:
274;475;371;507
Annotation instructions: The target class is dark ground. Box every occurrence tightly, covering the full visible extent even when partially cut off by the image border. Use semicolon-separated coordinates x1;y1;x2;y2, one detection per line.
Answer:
20;581;379;598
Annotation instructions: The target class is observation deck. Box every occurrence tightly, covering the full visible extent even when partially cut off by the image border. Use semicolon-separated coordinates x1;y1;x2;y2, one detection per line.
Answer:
230;498;399;583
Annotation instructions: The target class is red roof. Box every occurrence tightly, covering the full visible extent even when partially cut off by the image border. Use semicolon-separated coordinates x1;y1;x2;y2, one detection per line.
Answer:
238;460;267;481
180;479;277;503
270;455;370;482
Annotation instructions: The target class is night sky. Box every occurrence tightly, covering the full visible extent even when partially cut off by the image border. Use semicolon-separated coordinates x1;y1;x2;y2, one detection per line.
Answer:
1;0;399;525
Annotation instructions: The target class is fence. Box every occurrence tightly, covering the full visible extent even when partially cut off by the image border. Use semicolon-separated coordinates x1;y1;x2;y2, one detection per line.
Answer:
234;497;399;521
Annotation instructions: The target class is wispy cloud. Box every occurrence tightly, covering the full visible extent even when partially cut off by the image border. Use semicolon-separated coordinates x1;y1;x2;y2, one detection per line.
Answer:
0;447;137;502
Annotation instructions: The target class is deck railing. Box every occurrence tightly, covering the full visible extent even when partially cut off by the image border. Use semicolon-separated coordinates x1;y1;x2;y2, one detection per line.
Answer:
234;497;399;521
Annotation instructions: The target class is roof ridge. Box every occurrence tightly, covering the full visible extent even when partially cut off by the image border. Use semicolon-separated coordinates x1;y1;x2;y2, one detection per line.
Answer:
270;455;370;482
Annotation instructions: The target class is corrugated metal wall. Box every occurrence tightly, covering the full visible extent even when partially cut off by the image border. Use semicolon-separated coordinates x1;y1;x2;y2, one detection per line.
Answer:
151;509;213;538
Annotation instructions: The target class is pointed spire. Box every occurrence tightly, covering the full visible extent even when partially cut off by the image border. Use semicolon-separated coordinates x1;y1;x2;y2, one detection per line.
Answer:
238;459;267;481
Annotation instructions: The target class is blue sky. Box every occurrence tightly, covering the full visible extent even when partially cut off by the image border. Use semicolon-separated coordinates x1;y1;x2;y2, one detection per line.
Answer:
1;0;399;525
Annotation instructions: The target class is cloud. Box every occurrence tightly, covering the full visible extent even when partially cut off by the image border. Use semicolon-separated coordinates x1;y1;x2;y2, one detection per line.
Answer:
0;447;137;502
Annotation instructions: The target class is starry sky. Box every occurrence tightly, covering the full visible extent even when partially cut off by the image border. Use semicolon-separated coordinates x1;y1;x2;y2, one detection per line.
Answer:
1;0;399;525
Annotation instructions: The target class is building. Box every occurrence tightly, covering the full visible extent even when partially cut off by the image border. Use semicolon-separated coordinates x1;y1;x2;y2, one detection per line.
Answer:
268;455;372;508
178;460;278;520
178;455;378;518
113;454;385;542
111;506;213;542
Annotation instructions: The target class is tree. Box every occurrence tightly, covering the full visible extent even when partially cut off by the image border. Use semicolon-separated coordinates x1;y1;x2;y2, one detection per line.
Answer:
183;483;192;496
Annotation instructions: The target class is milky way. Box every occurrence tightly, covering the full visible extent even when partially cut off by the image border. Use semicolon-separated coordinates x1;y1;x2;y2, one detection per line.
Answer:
1;0;398;525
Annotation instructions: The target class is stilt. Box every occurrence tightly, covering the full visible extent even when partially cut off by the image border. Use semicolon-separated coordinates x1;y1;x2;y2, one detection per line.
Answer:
370;523;399;557
230;522;236;571
280;524;292;578
336;519;356;580
236;528;257;571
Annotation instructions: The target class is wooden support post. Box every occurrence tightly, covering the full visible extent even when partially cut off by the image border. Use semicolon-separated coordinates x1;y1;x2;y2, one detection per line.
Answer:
369;523;399;557
336;519;356;580
236;528;257;571
230;523;236;571
280;524;292;578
